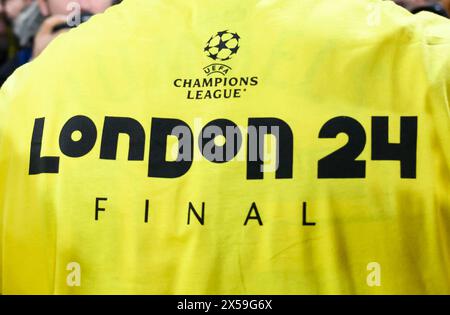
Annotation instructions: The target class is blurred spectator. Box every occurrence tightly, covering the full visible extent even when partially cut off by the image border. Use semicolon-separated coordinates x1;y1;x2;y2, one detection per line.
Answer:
0;0;38;85
33;0;116;58
441;0;450;12
395;0;449;16
0;0;120;86
0;3;9;65
3;0;33;21
1;0;36;55
395;0;433;10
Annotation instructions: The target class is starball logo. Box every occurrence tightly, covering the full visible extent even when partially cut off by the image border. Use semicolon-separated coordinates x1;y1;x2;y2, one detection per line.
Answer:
203;30;241;74
173;30;259;100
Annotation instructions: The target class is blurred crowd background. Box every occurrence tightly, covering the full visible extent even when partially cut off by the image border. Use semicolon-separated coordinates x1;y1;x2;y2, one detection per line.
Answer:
0;0;122;85
0;0;448;86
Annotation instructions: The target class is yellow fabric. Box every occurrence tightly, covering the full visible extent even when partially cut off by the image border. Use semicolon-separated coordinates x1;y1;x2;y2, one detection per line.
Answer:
0;0;449;294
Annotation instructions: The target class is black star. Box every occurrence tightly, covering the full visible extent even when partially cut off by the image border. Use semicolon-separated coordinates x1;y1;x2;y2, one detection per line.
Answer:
217;30;228;37
216;40;228;51
204;45;210;52
232;33;241;40
230;45;240;54
208;53;218;60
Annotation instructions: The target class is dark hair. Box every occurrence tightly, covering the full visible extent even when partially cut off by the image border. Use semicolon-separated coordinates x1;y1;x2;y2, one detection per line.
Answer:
411;4;449;17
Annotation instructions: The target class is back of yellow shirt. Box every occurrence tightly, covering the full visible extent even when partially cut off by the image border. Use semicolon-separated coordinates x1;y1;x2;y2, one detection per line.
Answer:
0;0;449;294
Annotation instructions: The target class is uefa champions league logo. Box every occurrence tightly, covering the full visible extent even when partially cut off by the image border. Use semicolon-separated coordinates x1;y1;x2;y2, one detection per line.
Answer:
172;29;258;99
203;30;240;76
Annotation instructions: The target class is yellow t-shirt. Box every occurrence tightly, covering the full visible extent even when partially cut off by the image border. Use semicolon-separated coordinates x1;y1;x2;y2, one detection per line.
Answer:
0;0;449;294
